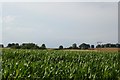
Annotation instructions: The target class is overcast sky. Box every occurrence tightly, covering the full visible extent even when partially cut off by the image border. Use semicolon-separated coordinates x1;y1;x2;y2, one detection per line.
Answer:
0;3;2;44
0;0;119;2
1;2;118;48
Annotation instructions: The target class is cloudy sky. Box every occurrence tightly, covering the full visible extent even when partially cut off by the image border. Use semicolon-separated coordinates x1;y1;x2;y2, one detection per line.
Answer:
0;3;2;44
0;0;119;2
1;2;118;48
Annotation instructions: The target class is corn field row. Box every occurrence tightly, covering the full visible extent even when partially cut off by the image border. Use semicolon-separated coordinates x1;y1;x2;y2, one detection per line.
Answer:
1;49;120;80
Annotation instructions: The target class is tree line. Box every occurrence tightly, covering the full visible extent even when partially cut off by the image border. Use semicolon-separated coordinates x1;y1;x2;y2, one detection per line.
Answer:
0;43;46;49
66;43;120;50
0;43;120;50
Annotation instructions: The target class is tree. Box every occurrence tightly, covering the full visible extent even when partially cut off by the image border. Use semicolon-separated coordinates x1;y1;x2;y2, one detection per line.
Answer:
111;44;116;48
68;46;72;49
96;44;102;48
91;45;94;48
116;43;120;48
11;43;20;49
79;43;90;49
59;45;63;49
20;43;40;49
101;44;105;48
7;43;12;48
0;44;4;48
104;43;111;48
40;44;46;49
7;43;20;49
2;44;4;48
72;43;78;49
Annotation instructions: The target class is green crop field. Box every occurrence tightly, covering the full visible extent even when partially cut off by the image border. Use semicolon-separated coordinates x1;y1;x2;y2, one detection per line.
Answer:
1;49;120;80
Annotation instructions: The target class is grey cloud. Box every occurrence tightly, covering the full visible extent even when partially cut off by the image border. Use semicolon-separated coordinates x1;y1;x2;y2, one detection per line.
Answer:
0;3;2;43
2;2;118;47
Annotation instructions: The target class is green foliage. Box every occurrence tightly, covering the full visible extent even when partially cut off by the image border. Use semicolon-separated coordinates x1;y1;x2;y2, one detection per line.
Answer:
72;43;78;49
7;43;20;49
2;49;120;79
59;45;63;49
20;43;39;49
91;45;94;48
0;44;4;48
96;43;120;48
79;43;90;49
40;44;46;49
7;43;40;49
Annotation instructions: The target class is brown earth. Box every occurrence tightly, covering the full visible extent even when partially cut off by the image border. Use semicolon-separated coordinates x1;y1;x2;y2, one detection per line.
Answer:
61;48;120;52
94;48;120;52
